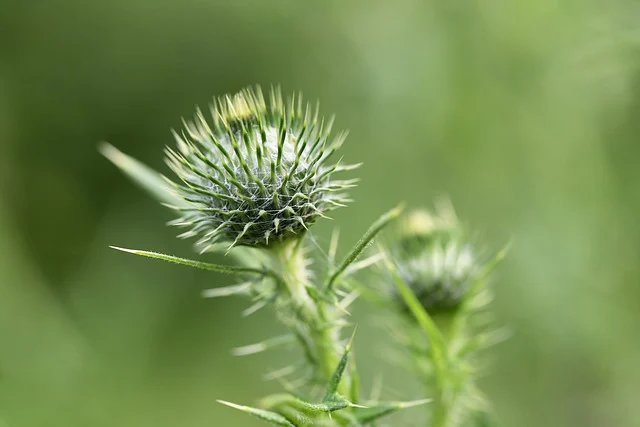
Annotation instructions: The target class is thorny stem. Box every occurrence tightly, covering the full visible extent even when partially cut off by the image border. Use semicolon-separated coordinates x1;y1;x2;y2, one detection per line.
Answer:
432;391;452;427
428;317;472;427
426;250;510;427
269;238;352;400
405;328;454;427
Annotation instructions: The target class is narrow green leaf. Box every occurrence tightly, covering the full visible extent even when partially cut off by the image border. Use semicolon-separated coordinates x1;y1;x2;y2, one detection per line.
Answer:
384;254;448;387
326;204;404;292
99;142;187;207
261;394;350;417
109;246;268;276
323;328;357;402
349;346;361;404
353;399;431;423
217;400;295;427
289;396;349;414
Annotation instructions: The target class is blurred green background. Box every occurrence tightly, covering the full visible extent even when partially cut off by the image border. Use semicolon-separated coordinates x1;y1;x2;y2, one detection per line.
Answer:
2;1;640;426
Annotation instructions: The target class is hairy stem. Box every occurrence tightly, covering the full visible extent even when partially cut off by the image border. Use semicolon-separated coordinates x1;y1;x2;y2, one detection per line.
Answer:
270;239;352;399
432;393;451;427
408;337;453;427
427;320;469;427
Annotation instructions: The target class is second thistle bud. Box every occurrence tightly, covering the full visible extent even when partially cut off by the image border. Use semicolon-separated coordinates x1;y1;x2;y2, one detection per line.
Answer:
387;206;479;314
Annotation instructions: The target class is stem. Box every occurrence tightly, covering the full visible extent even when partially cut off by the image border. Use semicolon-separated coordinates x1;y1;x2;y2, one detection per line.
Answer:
409;332;452;427
269;239;351;398
425;317;468;427
432;394;450;427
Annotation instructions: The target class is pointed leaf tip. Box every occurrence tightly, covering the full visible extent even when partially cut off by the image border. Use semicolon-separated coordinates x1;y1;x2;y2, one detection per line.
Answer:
348;402;368;409
353;398;431;423
99;142;187;207
232;335;295;356
346;325;358;351
389;202;406;219
217;400;295;427
216;399;244;410
323;328;357;402
398;398;432;408
201;281;253;298
495;239;512;262
109;245;136;254
97;141;118;158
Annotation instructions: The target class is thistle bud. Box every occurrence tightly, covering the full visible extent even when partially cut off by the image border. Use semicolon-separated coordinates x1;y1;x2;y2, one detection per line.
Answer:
388;206;479;313
164;87;357;251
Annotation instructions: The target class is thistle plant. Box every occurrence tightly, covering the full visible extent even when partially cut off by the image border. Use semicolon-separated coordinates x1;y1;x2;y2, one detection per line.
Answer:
101;86;506;427
374;204;509;427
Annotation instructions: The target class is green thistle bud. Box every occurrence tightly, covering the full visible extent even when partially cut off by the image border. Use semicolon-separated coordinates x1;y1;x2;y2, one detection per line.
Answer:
163;86;358;251
388;206;479;313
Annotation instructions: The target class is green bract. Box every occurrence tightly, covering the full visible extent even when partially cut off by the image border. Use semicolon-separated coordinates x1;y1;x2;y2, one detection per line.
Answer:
389;207;479;313
164;87;358;251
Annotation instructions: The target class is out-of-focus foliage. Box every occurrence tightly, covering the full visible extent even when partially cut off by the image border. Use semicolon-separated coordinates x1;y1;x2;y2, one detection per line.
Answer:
1;1;640;426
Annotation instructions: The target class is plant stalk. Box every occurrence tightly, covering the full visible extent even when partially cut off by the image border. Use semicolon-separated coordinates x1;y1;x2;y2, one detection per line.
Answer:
428;315;470;427
270;239;352;399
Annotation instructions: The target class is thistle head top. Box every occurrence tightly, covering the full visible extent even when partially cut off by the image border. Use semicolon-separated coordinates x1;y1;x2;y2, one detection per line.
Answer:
164;86;358;252
387;204;479;313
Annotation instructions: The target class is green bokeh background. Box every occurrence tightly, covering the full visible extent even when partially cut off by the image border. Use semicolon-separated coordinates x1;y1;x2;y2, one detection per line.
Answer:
2;1;640;426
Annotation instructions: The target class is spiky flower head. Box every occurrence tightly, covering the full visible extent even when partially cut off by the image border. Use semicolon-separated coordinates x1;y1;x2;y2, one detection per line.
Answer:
387;204;480;313
164;86;358;252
